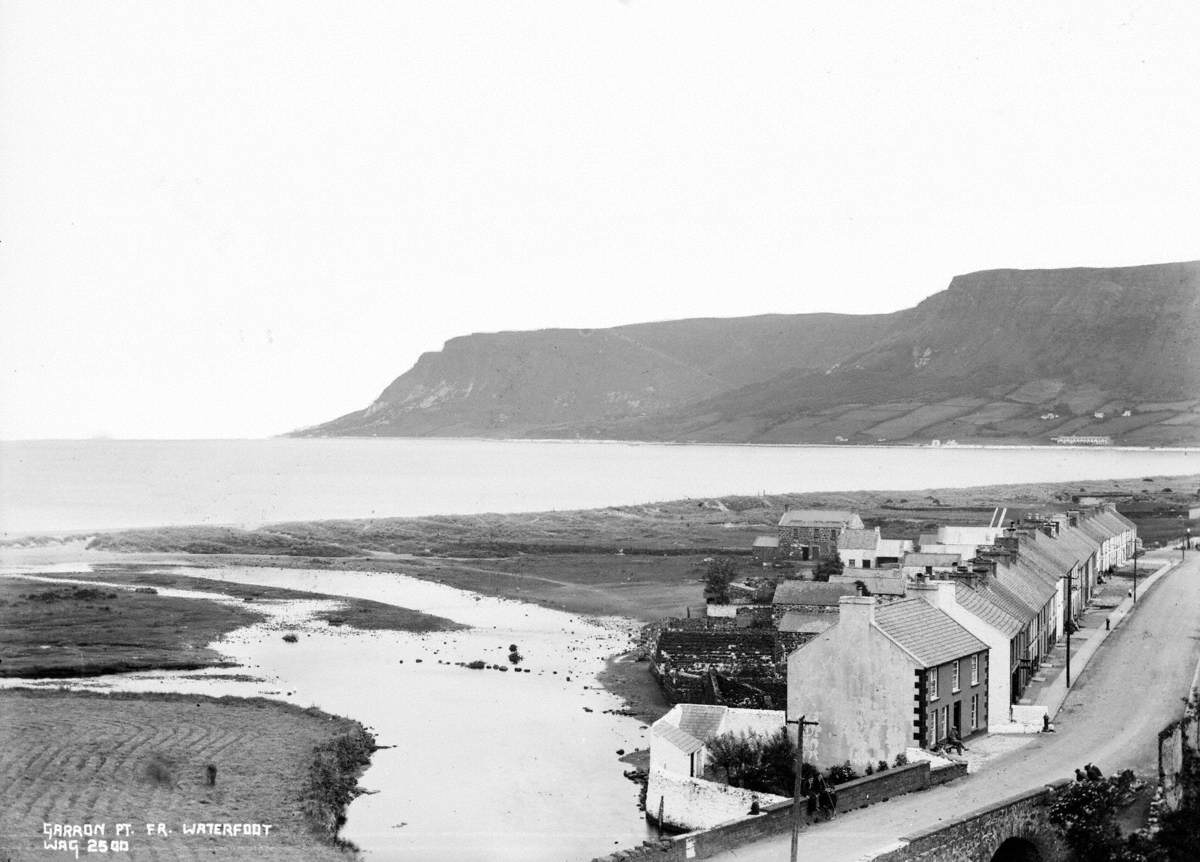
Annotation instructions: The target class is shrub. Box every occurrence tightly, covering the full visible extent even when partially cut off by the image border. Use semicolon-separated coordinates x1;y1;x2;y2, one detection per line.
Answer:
893;753;908;767
827;761;858;785
705;728;797;796
282;633;299;643
300;726;375;845
877;760;889;773
466;660;486;670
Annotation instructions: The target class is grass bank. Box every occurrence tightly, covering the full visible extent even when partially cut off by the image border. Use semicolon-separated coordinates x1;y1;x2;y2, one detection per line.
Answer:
0;578;263;678
0;570;464;679
0;688;375;861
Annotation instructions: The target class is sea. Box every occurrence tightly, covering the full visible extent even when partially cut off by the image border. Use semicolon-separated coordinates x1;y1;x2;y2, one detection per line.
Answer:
1;437;1197;537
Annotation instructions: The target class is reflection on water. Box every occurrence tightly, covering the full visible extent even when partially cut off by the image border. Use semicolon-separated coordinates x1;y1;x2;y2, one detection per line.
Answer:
1;565;653;862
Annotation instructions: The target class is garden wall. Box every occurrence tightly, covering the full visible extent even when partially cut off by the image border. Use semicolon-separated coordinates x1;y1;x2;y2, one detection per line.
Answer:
593;759;966;862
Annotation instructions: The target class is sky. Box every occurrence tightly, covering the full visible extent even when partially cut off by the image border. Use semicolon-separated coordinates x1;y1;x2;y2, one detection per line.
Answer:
3;1;1200;439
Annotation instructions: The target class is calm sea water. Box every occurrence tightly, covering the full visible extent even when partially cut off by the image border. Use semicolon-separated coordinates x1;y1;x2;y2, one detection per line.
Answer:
1;438;1196;536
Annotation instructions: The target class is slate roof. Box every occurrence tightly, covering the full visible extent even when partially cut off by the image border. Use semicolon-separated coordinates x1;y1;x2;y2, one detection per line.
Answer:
838;529;879;551
954;581;1027;637
773;581;859;606
654;722;705;755
831;571;906;596
1094;509;1133;537
778;509;861;528
852;573;907;597
873;598;988;668
675;704;727;743
777;611;836;634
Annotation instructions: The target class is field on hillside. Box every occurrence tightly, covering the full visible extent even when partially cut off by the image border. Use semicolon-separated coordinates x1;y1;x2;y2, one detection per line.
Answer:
0;690;372;862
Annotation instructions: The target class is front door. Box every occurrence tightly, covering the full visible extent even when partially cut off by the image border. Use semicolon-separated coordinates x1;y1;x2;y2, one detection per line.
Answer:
953;701;962;735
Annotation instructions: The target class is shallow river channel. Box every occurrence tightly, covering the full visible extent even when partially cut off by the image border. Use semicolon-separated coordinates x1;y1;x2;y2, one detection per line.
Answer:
3;564;655;861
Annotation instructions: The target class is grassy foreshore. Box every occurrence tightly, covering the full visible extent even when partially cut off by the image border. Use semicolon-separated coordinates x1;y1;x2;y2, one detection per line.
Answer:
0;572;463;679
0;688;374;861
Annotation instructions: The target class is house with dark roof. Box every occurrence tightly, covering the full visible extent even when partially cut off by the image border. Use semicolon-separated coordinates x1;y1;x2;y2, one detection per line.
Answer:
771;580;859;623
909;577;1038;728
751;534;780;563
830;570;907;600
777;509;864;561
786;596;988;770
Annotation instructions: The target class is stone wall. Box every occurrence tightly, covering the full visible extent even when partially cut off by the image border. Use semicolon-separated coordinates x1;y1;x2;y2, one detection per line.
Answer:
645;769;789;831
868;783;1069;862
592;760;966;862
1157;653;1200;814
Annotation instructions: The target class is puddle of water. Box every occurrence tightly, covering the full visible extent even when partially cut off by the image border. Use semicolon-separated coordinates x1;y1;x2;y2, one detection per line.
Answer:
1;564;653;861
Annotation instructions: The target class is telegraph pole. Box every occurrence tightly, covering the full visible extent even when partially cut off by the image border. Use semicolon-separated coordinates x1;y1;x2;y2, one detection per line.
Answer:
1132;546;1138;604
1065;567;1072;689
786;714;819;862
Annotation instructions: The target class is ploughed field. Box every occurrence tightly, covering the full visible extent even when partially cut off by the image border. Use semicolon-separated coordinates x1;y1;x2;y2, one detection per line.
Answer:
0;689;372;862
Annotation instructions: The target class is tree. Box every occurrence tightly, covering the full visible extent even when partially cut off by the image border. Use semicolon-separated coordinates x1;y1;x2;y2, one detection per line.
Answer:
1049;770;1147;862
704;557;738;604
813;554;843;582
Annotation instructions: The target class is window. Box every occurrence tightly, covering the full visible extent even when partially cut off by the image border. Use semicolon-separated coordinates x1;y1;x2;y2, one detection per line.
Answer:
952;661;960;692
940;706;949;740
929;669;939;700
970;695;979;730
971;654;980;686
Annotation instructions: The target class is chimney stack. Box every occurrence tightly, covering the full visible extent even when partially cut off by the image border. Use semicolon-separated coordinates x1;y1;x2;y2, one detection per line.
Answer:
837;595;876;640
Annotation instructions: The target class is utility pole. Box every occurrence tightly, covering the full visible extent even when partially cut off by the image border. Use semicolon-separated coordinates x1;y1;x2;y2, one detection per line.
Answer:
1132;547;1138;604
1065;567;1072;689
786;713;819;862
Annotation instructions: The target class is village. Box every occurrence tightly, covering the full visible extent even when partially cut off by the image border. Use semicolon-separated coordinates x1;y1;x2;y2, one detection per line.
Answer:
642;501;1147;834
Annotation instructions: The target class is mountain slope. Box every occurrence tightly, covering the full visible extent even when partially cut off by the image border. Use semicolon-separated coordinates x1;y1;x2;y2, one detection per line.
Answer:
298;261;1200;445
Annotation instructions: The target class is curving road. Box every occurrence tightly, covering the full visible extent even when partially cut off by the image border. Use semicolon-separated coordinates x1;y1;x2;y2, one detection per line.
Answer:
709;551;1200;861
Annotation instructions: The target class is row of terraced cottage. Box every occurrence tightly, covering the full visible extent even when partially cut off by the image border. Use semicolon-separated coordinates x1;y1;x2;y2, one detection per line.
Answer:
647;504;1137;830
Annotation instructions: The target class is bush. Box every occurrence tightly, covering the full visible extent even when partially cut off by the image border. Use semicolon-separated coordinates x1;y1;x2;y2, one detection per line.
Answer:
705;728;797;796
894;753;909;767
282;633;299;643
877;760;889;772
466;660;486;670
301;726;375;844
704;558;738;604
827;761;858;785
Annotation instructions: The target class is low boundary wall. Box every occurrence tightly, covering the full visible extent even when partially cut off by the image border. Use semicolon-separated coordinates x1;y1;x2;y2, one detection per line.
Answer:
867;782;1070;862
591;759;967;862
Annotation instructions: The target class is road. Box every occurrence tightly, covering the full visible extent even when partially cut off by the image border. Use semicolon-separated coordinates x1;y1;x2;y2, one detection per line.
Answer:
709;551;1200;861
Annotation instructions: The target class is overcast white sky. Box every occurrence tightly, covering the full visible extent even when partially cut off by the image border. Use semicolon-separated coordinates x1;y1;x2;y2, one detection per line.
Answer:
3;2;1199;439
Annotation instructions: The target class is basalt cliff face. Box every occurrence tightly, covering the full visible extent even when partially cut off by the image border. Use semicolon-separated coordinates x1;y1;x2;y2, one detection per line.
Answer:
299;261;1200;446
